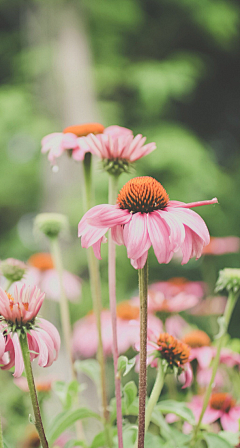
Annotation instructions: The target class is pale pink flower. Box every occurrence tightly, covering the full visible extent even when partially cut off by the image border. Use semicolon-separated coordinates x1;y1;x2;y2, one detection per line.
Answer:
41;123;105;164
85;125;156;162
196;367;226;388
182;330;214;369
78;176;218;269
0;284;60;377
145;278;204;313
26;253;81;302
72;303;162;359
187;393;240;432
189;295;227;316
14;376;54;393
135;331;193;388
202;236;240;255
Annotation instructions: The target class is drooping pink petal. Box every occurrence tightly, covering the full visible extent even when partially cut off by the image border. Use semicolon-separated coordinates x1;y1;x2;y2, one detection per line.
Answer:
124;213;151;260
92;236;107;259
201;408;222;425
131;251;148;269
168;207;210;244
38;318;61;355
87;205;132;228
181;363;193;389
220;413;239;433
147;212;173;264
12;334;24;378
159;209;185;251
0;331;5;358
81;225;109;251
111;225;124;245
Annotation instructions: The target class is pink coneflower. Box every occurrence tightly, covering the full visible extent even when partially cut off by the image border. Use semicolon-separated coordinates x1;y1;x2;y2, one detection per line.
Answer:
72;303;162;359
182;330;213;369
85;125;156;165
202;236;240;255
0;284;60;377
188;393;240;432
26;253;81;302
14;376;53;393
146;277;205;313
41;122;105;164
136;331;192;388
78;176;217;269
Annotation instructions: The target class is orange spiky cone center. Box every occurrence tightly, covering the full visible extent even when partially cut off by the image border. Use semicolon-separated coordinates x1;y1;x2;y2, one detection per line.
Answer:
117;176;169;213
63;123;105;137
157;333;190;367
116;301;139;320
209;393;236;412
28;253;54;271
182;330;211;348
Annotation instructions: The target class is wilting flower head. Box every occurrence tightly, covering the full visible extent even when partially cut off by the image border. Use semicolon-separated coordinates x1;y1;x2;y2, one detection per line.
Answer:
146;278;204;313
215;268;240;295
26;253;82;302
85;125;156;175
136;331;192;388
202;236;240;255
72;303;162;358
0;258;27;283
188;393;240;432
41;123;105;164
182;330;213;369
78;176;217;269
0;284;60;377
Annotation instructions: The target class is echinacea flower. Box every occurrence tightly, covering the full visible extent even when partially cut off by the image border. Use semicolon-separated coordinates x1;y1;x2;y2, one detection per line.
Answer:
0;284;60;377
202;236;240;255
136;332;192;388
72;303;162;359
146;277;205;313
78;176;217;269
41;122;105;164
85;126;156;174
14;376;53;393
187;393;240;432
182;330;213;369
0;258;27;283
25;253;82;302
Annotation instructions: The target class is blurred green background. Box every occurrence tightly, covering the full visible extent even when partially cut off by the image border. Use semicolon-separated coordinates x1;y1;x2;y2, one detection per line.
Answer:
1;0;240;445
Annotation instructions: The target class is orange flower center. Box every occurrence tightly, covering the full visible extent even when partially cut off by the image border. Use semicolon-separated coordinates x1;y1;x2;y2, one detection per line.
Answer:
28;253;54;271
157;333;190;367
35;381;52;392
63;123;105;137
117;176;169;214
182;330;211;348
210;393;236;412
116;302;139;320
6;292;29;311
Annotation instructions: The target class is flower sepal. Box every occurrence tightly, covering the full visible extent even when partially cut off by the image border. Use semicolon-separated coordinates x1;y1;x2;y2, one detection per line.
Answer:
215;268;240;295
102;157;132;176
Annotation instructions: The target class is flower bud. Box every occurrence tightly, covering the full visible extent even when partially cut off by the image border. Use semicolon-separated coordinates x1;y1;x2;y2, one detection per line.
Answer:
0;258;27;282
215;268;240;294
34;213;69;239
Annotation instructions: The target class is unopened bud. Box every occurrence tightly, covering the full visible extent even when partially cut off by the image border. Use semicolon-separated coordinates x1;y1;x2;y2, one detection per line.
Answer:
215;268;240;294
34;213;69;239
0;258;27;282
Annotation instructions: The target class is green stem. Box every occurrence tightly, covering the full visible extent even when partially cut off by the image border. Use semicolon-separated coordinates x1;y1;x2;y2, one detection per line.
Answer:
138;260;148;448
108;174;123;448
145;359;164;432
49;237;76;380
19;333;49;448
192;290;239;443
83;155;111;445
0;413;3;448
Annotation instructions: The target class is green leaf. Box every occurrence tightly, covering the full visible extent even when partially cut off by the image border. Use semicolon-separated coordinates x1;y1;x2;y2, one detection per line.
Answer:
123;381;137;410
63;440;88;448
117;356;136;376
48;408;101;446
145;432;165;447
53;380;84;410
155;400;196;425
74;359;101;392
204;433;234;448
218;431;240;446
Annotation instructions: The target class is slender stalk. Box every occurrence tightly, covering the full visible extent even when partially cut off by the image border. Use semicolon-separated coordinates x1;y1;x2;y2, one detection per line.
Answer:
83;155;110;444
108;174;123;448
19;333;49;448
0;413;3;448
192;290;239;443
49;236;76;380
138;260;148;448
145;359;164;432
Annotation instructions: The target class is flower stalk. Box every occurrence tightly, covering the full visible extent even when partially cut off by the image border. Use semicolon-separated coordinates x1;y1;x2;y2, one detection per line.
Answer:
145;359;165;432
83;154;110;441
0;413;3;448
108;174;123;448
19;332;49;448
192;289;239;443
49;236;76;380
138;260;148;448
